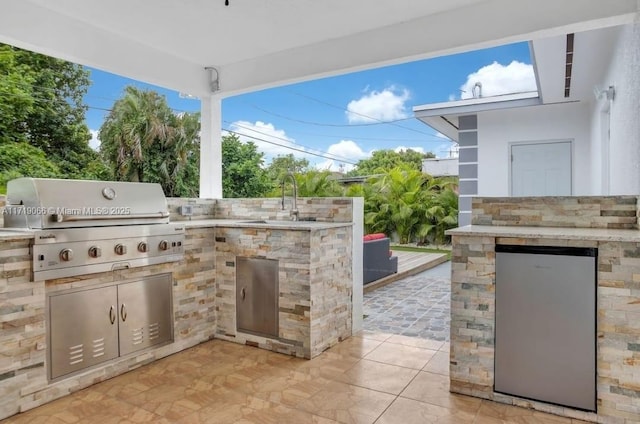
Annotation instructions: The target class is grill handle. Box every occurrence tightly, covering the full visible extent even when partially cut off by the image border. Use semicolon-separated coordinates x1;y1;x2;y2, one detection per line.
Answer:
51;212;169;223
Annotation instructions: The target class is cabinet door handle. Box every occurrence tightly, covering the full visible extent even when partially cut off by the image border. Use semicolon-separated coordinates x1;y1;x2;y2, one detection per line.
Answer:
109;305;116;325
240;287;246;300
120;303;127;322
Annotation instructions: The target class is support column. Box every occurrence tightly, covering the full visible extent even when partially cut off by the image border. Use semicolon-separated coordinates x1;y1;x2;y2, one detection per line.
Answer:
199;95;223;199
457;114;478;226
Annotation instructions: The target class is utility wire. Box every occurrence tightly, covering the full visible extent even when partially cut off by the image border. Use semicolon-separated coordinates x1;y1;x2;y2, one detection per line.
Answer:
246;102;415;127
224;120;356;164
287;90;436;136
283;128;449;143
223;127;357;165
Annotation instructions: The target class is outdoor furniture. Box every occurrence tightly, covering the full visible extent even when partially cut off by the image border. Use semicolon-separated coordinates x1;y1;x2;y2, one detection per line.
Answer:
363;233;398;284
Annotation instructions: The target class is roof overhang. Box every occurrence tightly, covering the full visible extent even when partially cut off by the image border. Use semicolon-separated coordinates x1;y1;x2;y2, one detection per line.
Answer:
413;20;630;141
413;92;542;141
0;0;637;97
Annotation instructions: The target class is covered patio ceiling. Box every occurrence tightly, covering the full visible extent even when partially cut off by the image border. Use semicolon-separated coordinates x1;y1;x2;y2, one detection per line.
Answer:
0;0;637;198
1;0;637;98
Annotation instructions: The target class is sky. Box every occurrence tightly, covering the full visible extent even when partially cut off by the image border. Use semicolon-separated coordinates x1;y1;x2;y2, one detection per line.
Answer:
84;41;536;172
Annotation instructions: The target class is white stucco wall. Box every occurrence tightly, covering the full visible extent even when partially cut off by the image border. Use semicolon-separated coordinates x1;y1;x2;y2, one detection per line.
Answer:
591;22;640;195
477;102;591;196
422;158;459;177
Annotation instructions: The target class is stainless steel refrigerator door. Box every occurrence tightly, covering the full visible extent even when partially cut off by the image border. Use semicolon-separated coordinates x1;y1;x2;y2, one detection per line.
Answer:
495;248;596;411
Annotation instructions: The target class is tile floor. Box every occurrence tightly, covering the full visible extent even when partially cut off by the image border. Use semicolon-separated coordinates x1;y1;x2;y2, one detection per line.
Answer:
363;262;451;340
3;333;586;424
3;263;588;423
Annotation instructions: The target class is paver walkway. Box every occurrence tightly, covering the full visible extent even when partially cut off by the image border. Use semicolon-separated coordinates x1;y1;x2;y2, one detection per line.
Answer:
363;262;451;341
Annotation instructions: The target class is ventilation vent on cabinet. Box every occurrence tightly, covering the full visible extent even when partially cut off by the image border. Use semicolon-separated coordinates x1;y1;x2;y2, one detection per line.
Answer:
149;323;160;341
69;344;84;365
92;338;105;358
131;328;144;345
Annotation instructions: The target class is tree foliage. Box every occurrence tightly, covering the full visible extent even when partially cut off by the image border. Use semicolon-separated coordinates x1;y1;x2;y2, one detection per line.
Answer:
99;86;200;197
266;154;310;183
361;166;458;244
0;43;102;179
0;143;61;192
221;134;271;198
295;170;343;197
347;148;435;176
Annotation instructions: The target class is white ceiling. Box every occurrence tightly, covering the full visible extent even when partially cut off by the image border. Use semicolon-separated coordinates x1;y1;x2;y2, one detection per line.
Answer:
533;25;623;104
0;0;637;97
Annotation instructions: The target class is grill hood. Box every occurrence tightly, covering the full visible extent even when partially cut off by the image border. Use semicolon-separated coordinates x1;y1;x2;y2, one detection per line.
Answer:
4;178;170;229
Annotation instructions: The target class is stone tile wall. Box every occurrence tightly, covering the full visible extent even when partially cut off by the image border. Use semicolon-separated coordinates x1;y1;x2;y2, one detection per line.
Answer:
472;196;639;229
0;238;40;420
0;195;5;227
215;198;354;222
597;241;640;422
214;225;352;359
451;234;640;423
0;227;215;419
309;228;352;357
167;197;217;221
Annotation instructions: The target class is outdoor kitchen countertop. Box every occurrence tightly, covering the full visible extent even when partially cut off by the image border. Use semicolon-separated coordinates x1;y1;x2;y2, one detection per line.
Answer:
447;225;640;242
178;218;353;230
0;229;35;240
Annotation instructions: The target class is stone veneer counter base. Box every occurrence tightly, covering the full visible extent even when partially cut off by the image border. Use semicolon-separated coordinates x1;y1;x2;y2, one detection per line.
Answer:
448;225;640;242
448;195;640;424
0;196;358;420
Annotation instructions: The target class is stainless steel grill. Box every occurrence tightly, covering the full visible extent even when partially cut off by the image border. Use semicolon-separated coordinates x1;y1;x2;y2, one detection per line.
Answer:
4;178;185;280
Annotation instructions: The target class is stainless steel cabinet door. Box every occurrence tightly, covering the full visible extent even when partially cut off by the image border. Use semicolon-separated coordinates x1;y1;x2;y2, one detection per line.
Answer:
118;274;173;356
236;257;279;338
49;286;119;379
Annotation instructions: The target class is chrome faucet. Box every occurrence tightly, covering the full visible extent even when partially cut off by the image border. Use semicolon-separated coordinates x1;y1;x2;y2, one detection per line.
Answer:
281;172;299;221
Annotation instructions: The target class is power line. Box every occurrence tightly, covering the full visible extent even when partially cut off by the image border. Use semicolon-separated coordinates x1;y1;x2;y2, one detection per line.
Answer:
283;127;449;143
246;102;415;127
223;127;357;165
224;120;356;164
287;90;435;136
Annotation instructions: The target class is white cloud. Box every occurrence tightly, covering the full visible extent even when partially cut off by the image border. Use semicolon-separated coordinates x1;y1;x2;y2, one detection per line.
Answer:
89;129;100;151
459;60;536;99
346;87;410;123
227;120;300;161
315;140;370;173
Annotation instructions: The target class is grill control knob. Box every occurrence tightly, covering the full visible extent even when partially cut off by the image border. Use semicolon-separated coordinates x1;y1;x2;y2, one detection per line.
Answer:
158;240;169;251
114;244;127;255
138;242;148;253
59;248;73;262
88;246;102;258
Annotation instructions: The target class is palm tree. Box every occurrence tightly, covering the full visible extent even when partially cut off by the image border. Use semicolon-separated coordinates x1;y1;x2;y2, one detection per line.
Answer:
99;86;173;182
365;166;431;243
158;112;200;196
295;170;343;197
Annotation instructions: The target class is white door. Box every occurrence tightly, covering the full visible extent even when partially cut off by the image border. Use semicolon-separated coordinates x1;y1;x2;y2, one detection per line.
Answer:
511;141;572;196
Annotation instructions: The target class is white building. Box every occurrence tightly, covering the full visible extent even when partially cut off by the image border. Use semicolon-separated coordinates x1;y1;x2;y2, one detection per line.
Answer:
422;157;459;177
414;24;640;225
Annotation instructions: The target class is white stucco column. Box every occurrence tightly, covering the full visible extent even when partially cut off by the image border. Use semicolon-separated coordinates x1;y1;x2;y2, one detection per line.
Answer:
199;94;223;198
351;197;364;333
